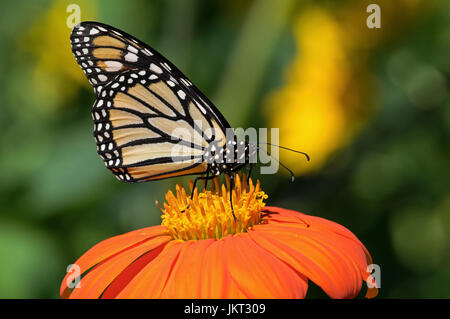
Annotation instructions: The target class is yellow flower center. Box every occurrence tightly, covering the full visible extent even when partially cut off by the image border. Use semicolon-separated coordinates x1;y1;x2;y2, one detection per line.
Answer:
159;174;268;241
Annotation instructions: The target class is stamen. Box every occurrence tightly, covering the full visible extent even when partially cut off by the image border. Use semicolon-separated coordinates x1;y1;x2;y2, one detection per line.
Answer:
160;173;268;241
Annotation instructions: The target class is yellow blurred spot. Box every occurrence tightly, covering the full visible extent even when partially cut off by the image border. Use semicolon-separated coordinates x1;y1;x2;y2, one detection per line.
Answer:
264;2;429;175
265;9;352;174
19;1;97;111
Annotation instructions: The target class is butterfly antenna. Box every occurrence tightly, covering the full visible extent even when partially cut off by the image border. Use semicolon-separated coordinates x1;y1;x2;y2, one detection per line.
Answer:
257;145;296;182
258;142;310;161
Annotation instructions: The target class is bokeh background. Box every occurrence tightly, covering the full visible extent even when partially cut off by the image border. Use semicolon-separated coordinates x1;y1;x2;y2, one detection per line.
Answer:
0;0;449;298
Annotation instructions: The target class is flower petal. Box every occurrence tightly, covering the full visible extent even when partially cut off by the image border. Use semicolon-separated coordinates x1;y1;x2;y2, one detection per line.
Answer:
265;206;372;260
199;239;247;298
69;235;171;299
60;225;168;298
222;233;308;298
264;207;374;277
115;241;183;298
252;208;372;298
160;239;215;298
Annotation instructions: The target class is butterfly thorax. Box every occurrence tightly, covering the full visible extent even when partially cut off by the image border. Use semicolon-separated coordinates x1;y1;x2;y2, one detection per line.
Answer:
204;139;257;176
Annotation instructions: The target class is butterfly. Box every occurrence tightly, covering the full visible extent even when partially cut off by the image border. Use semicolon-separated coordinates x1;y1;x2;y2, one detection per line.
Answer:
70;21;263;219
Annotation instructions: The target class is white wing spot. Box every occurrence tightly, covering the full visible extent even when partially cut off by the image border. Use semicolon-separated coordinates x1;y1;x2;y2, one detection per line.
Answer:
104;61;122;72
169;76;179;85
150;63;163;74
180;78;190;87
143;49;153;56
127;45;138;54
161;62;171;71
124;52;138;62
177;90;186;100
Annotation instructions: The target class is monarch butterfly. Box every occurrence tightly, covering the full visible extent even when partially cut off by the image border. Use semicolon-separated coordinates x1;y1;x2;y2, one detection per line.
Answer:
70;21;308;219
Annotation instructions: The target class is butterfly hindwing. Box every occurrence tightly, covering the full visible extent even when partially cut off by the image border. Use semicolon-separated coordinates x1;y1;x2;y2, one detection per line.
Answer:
94;69;234;182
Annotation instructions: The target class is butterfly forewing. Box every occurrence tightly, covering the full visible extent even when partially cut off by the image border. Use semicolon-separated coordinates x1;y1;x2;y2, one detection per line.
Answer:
71;22;230;129
70;23;155;94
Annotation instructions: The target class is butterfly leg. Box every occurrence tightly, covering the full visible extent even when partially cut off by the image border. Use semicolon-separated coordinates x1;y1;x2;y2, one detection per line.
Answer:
228;173;237;221
202;171;211;190
184;173;215;211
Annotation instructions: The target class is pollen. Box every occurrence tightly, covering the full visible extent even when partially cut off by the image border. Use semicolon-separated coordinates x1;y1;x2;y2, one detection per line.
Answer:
159;174;268;241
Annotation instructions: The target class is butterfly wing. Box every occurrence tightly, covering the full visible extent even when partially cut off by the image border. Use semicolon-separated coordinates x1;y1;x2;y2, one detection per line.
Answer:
71;22;229;182
71;21;231;130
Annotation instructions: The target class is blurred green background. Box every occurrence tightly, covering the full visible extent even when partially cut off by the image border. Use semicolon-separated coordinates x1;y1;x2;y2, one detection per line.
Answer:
0;0;449;298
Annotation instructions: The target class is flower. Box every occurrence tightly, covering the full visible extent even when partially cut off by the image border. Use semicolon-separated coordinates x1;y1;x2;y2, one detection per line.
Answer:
61;175;377;299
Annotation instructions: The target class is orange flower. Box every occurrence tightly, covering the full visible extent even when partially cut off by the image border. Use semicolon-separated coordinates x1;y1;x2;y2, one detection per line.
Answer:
61;175;378;299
